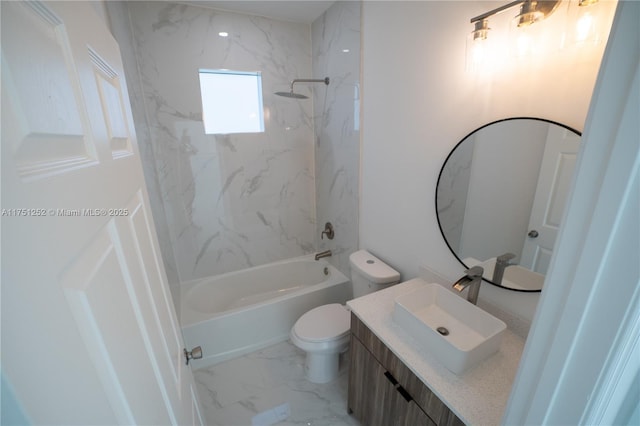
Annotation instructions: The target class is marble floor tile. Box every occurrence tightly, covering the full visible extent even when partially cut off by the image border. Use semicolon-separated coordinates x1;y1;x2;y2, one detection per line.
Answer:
194;341;361;426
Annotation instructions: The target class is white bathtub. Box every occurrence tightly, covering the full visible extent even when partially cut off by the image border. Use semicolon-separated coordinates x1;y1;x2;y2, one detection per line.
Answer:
180;255;352;368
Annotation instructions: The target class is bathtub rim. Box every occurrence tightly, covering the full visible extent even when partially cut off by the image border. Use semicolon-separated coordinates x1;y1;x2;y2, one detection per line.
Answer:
180;254;349;327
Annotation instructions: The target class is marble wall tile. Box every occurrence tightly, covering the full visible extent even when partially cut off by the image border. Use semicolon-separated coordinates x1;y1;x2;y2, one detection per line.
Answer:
111;0;362;316
125;2;316;282
312;2;362;276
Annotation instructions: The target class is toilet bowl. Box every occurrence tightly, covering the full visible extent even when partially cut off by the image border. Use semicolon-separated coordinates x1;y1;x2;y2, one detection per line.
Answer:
290;250;400;383
289;303;350;384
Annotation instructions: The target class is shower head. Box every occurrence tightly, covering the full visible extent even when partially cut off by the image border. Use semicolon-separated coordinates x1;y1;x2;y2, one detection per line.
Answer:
274;90;309;99
275;77;330;99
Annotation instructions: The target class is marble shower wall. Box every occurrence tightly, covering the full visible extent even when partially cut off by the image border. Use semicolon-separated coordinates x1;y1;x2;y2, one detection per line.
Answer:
125;2;316;283
312;2;361;276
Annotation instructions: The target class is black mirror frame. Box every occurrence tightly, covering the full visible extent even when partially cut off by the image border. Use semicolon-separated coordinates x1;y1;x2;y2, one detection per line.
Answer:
435;117;582;292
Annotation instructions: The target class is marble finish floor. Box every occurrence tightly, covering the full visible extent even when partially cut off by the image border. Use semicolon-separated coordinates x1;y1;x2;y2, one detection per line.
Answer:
194;341;361;426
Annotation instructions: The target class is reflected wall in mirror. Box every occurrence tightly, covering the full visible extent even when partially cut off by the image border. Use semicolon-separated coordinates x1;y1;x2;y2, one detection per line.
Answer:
436;118;581;292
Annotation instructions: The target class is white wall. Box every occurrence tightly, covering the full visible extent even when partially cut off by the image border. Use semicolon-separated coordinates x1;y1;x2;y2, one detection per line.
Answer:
360;0;616;320
89;0;109;27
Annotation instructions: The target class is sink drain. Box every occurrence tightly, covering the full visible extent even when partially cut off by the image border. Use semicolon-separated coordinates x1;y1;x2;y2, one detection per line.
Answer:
436;326;449;336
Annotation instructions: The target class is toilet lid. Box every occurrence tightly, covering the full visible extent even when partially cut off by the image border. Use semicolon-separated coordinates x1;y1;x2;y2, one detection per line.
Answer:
293;304;350;343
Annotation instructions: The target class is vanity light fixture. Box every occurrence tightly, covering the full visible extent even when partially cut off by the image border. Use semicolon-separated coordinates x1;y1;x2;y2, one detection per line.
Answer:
470;0;562;36
466;0;556;69
469;0;601;40
466;0;603;70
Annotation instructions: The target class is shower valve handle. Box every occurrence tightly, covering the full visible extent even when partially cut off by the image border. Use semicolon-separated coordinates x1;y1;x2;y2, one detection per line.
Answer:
321;222;334;240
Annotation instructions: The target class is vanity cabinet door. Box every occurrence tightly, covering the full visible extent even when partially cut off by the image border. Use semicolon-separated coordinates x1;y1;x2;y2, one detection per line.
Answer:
348;334;394;425
349;335;435;426
406;400;436;425
350;313;465;426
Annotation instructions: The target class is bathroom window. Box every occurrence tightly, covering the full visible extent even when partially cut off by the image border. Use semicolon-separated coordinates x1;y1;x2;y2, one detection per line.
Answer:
199;69;264;134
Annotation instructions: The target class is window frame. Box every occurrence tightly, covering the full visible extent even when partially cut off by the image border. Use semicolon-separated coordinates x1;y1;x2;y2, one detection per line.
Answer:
198;69;265;135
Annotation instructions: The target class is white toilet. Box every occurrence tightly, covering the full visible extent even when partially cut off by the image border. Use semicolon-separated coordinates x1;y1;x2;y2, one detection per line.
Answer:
290;249;400;383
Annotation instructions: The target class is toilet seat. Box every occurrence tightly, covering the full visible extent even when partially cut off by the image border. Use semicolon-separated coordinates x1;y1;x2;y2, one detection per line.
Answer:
293;303;350;342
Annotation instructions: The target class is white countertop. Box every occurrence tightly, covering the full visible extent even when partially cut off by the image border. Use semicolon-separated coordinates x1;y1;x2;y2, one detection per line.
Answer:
347;278;526;426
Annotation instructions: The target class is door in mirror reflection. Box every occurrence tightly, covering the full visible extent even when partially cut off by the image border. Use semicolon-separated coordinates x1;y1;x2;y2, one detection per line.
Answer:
521;125;581;274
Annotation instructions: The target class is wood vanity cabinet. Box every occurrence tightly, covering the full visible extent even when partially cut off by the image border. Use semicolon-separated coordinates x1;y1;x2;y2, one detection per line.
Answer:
348;313;465;426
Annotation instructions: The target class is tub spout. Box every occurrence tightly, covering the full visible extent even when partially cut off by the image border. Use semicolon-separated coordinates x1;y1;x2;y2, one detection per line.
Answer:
315;250;332;261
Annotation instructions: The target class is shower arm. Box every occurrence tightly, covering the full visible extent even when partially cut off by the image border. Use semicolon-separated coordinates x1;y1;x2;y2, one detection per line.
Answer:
290;77;330;91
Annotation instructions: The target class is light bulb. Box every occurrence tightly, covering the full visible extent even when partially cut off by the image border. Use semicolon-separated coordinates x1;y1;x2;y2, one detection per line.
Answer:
575;12;594;42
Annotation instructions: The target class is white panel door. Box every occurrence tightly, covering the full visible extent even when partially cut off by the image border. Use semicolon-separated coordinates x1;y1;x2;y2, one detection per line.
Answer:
520;125;581;274
1;2;203;425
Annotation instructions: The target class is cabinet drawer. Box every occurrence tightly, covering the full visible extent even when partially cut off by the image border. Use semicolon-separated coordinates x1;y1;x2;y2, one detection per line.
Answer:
351;313;465;426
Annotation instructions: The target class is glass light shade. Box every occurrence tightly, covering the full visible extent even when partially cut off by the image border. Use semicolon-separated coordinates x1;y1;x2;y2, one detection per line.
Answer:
466;28;494;73
566;0;603;46
514;1;544;27
509;16;546;60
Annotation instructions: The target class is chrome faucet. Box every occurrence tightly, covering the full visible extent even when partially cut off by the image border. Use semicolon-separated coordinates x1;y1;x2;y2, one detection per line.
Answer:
492;253;517;285
314;250;332;261
452;266;484;305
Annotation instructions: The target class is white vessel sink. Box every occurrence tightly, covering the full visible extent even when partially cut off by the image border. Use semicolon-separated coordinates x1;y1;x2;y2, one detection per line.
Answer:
392;280;506;374
502;265;544;290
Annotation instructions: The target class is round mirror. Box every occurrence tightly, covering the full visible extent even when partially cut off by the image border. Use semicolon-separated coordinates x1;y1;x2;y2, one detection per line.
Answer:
436;118;581;292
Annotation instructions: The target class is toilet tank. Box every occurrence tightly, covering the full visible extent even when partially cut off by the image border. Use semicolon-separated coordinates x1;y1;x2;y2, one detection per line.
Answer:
349;250;400;298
